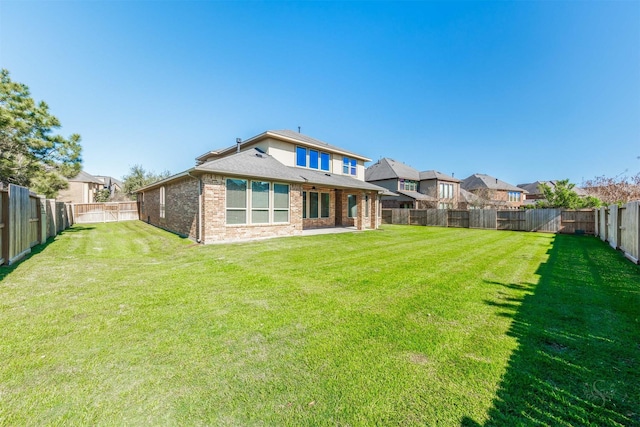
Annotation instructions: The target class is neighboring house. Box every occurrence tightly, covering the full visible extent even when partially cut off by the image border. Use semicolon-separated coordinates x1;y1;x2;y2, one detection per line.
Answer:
518;180;588;206
365;158;460;209
461;173;527;209
419;170;461;209
136;130;386;244
94;175;124;197
56;170;103;203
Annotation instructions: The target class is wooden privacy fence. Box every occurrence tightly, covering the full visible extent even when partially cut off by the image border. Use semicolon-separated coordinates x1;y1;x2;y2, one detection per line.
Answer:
0;184;73;266
382;208;595;235
73;202;139;224
595;201;640;264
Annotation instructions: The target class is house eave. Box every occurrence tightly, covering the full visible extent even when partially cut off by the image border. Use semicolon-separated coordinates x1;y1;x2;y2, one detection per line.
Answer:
136;169;197;193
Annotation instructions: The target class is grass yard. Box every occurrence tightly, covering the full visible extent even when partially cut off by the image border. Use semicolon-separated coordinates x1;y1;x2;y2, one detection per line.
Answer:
0;222;638;426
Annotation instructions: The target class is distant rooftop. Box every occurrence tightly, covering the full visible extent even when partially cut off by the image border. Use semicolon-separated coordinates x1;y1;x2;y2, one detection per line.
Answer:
461;173;526;192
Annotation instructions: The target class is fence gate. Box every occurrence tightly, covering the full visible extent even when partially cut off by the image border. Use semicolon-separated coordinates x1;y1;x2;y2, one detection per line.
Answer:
73;202;140;224
105;204;119;222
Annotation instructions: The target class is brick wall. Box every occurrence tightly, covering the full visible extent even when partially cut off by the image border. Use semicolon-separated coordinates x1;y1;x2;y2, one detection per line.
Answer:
165;177;199;238
140;177;199;239
335;190;379;229
201;174;303;243
302;185;335;229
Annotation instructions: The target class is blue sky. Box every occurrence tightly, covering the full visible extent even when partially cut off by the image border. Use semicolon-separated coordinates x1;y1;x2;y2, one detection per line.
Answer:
1;1;639;186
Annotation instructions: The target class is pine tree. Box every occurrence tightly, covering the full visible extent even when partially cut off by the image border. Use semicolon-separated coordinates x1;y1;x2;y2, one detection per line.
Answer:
0;69;82;197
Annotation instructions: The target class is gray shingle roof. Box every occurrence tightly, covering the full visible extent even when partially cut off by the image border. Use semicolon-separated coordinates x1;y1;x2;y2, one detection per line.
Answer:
196;149;306;183
94;175;124;188
396;190;437;201
419;170;460;183
365;158;420;181
517;181;544;194
518;180;588;196
290;167;387;192
459;188;481;203
461;174;525;192
69;171;103;184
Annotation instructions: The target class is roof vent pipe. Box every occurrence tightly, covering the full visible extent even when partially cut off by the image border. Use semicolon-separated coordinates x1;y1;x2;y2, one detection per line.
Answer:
236;138;242;153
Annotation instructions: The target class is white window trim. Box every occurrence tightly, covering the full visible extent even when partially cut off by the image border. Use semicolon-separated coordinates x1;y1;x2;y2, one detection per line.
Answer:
159;186;166;218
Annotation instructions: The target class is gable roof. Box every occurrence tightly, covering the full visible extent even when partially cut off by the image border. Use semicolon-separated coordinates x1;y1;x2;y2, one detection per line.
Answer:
461;173;526;193
517;181;545;194
365;158;420;181
196;129;370;165
419;170;460;183
68;170;102;184
518;180;588;197
94;175;124;188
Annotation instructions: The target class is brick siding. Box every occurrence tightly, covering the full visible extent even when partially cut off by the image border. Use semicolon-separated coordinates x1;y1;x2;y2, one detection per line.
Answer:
140;174;380;243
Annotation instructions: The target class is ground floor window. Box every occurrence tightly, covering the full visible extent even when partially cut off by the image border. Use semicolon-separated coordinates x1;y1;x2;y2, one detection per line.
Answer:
347;194;357;218
303;191;330;219
273;183;289;223
226;178;289;225
365;195;369;217
159;186;166;218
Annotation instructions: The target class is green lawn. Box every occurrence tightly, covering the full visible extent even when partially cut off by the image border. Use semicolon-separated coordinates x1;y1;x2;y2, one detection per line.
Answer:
1;222;638;426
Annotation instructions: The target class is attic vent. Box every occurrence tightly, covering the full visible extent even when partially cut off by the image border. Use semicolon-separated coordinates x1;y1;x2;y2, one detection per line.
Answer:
325;173;331;176
255;153;264;158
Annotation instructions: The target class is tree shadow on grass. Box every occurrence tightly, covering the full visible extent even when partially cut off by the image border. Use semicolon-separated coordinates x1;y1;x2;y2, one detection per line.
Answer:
0;226;96;282
463;234;640;427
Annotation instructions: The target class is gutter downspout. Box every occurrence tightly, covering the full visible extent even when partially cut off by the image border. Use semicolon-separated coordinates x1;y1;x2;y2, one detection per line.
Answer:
188;172;203;243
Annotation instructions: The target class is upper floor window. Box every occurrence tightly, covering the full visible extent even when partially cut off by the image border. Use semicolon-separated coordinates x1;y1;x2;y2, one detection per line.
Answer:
343;157;357;176
508;191;521;202
400;179;417;192
320;152;330;171
297;146;330;171
439;183;454;199
296;147;307;167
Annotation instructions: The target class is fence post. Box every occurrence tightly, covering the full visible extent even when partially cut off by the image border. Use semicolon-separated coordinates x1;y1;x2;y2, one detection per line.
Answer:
0;190;8;265
39;196;47;244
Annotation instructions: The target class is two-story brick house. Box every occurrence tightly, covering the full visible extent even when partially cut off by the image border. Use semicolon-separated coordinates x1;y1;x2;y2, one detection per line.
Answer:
137;130;385;243
460;173;527;209
365;158;461;209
